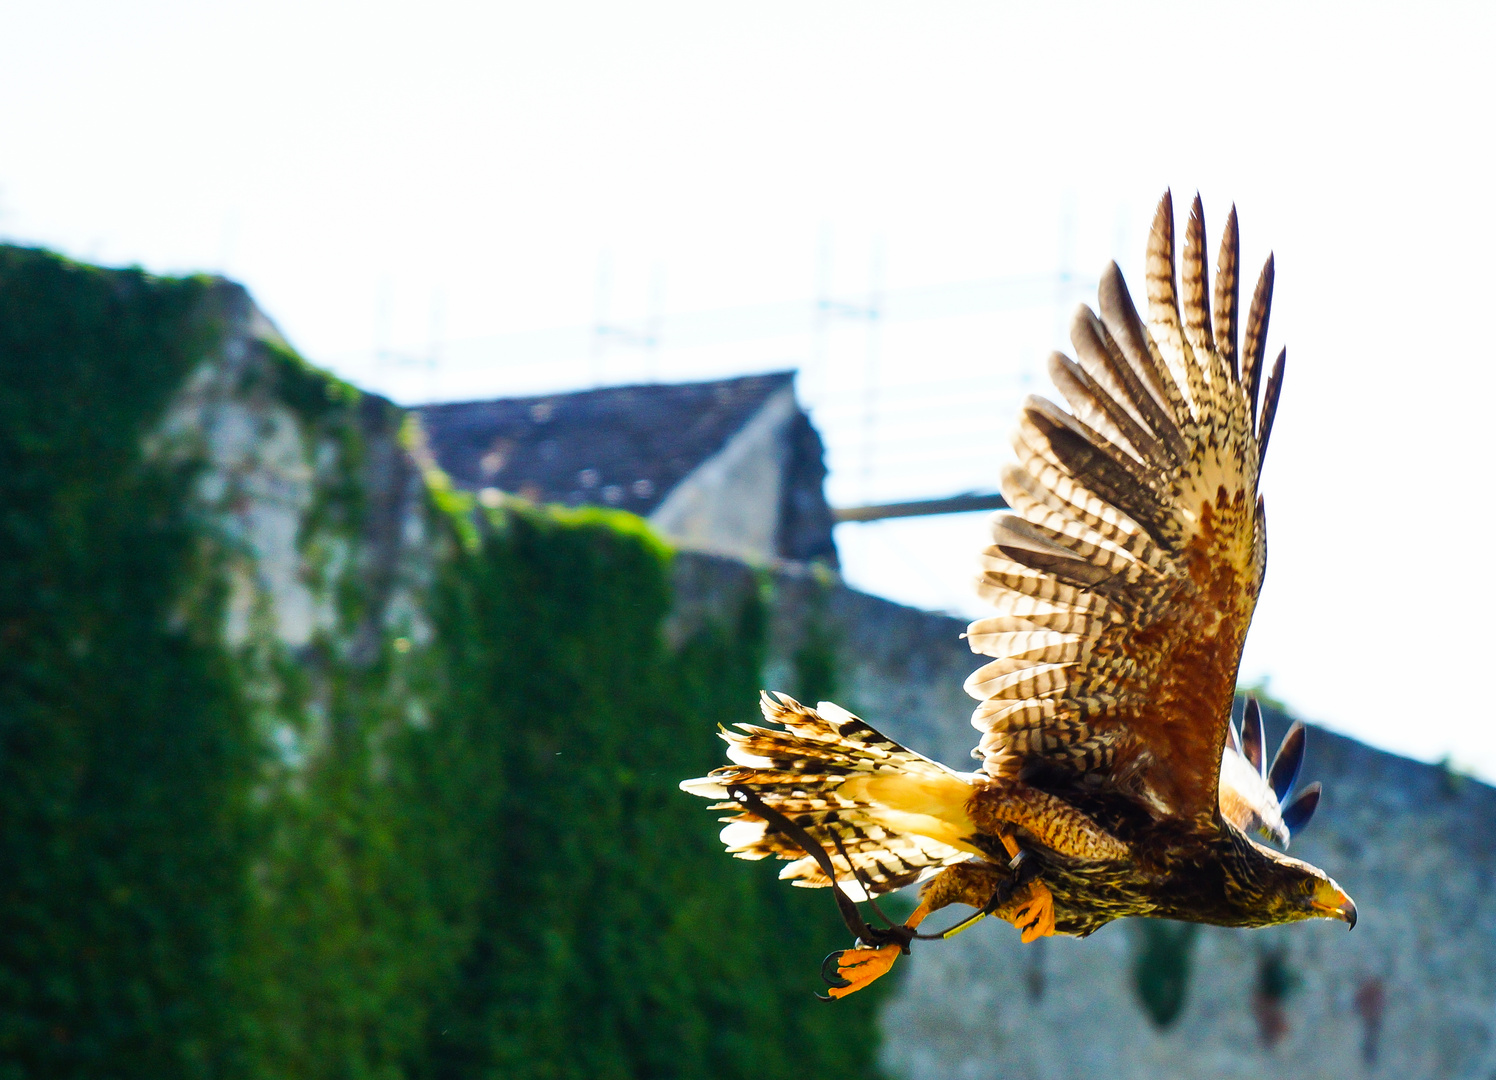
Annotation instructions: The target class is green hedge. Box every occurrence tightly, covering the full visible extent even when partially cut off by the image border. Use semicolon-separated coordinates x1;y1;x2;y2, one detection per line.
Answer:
0;246;888;1080
0;249;251;1080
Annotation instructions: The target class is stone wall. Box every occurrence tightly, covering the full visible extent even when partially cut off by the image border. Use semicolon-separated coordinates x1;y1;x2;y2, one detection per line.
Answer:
672;551;1496;1080
150;281;434;663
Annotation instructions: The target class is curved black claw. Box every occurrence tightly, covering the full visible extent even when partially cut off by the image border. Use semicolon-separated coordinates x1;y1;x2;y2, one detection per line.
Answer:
820;950;853;989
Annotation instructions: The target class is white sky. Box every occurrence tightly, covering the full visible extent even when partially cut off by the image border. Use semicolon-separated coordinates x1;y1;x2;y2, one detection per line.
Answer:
3;1;1495;774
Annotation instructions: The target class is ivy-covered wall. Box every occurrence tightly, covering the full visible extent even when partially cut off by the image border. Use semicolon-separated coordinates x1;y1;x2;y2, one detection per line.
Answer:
0;246;889;1080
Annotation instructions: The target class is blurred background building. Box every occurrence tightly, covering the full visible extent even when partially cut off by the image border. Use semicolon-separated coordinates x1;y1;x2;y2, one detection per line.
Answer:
417;372;840;566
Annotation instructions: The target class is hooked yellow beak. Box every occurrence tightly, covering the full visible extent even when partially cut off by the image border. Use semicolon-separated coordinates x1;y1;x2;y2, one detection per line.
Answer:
1311;879;1357;929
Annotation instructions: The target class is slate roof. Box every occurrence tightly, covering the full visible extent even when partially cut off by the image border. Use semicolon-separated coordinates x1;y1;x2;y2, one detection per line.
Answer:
416;372;798;518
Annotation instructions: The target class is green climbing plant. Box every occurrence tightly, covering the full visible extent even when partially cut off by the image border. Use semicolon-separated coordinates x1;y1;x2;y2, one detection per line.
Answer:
0;244;890;1080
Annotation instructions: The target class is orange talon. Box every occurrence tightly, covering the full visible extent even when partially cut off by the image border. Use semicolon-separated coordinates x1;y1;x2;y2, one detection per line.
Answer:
825;943;902;998
822;899;931;999
1010;880;1056;943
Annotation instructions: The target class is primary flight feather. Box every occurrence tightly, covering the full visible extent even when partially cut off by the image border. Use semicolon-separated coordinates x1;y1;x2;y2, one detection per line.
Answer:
681;193;1354;998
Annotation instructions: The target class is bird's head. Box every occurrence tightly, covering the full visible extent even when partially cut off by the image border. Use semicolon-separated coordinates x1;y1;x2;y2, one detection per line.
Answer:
1250;846;1357;929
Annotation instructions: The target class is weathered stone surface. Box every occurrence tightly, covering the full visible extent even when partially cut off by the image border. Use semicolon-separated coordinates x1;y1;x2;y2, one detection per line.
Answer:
148;281;441;772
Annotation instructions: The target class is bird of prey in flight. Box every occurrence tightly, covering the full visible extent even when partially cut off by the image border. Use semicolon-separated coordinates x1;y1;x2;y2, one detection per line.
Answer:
682;192;1355;998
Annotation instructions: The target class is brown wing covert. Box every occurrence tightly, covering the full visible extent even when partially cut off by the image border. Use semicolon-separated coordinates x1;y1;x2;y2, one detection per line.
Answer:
967;192;1286;823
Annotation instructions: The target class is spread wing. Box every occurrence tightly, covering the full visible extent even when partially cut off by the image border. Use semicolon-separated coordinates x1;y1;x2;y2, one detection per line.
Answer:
966;191;1285;823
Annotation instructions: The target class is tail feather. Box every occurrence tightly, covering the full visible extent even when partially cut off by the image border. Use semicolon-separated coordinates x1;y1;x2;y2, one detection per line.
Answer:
680;693;978;899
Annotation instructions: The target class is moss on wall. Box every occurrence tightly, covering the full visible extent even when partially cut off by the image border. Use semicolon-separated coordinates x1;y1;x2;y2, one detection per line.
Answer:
412;507;886;1080
0;246;888;1080
0;247;254;1079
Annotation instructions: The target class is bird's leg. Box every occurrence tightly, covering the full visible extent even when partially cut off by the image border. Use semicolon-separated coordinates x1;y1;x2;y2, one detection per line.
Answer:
959;778;1117;944
997;832;1056;944
911;834;1053;942
820;898;934;1000
968;780;1129;862
821;862;1006;999
820;840;1058;999
726;784;972;1002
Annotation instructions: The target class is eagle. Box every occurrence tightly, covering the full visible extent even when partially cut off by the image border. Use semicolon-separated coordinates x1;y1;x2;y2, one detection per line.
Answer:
681;192;1356;999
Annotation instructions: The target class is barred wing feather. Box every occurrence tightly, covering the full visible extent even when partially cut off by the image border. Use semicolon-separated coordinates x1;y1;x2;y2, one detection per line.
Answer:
968;192;1285;824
